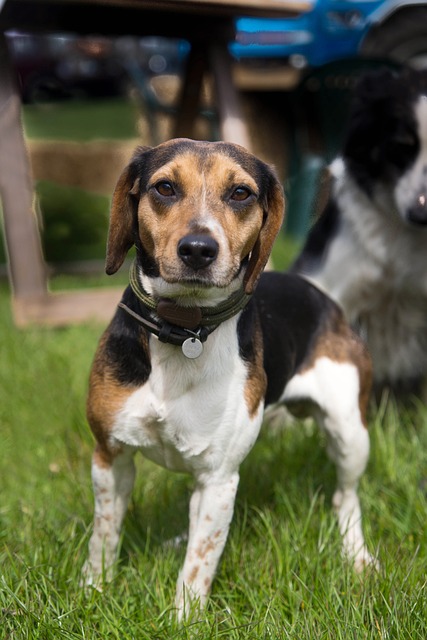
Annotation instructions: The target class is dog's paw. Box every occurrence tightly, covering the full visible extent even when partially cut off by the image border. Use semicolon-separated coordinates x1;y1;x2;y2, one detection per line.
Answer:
163;532;188;550
175;578;209;623
352;547;380;574
80;561;106;591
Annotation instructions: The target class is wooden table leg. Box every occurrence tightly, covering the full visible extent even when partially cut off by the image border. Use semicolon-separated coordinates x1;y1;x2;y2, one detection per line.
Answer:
0;32;47;299
173;41;208;139
0;33;124;327
173;32;250;150
208;41;251;150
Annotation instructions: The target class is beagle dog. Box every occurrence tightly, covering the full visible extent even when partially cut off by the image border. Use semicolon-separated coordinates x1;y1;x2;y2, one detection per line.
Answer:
84;139;375;619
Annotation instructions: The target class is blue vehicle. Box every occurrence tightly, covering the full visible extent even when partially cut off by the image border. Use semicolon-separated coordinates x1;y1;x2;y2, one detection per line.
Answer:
232;0;427;68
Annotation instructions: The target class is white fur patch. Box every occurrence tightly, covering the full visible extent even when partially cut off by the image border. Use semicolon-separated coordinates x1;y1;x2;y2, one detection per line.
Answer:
283;356;360;423
283;357;373;566
394;97;427;222
140;267;245;308
307;156;427;384
111;317;264;477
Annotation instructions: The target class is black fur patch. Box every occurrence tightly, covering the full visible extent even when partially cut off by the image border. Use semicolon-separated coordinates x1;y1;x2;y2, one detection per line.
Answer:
252;271;339;406
105;287;152;386
290;199;341;276
343;68;427;194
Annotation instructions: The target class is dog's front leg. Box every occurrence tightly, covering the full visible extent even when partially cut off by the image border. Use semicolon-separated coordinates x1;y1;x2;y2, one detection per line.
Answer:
84;445;136;586
175;472;239;620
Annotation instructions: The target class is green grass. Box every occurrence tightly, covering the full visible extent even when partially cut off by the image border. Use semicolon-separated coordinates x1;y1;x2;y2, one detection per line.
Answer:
1;94;426;634
22;98;140;142
1;281;427;639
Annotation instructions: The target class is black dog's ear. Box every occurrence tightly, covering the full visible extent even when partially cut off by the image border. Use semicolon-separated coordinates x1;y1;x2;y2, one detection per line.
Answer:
105;148;149;275
243;169;285;295
343;68;422;189
353;67;398;100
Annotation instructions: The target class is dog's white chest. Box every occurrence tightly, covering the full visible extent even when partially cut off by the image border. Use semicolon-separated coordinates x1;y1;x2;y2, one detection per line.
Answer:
111;325;263;475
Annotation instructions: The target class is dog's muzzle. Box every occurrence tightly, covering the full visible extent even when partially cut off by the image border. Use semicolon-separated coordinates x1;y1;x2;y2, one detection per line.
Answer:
407;193;427;226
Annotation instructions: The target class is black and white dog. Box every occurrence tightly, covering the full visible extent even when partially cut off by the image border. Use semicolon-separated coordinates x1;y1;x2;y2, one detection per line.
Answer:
292;68;427;397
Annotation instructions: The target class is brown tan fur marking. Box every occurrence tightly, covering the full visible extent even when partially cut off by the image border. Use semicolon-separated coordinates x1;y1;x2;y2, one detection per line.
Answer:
300;308;372;425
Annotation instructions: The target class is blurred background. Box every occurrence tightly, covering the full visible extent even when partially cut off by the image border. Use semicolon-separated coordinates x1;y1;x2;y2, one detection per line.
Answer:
1;0;427;289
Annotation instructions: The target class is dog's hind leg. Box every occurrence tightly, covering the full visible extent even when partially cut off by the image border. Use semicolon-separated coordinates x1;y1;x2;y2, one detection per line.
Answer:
84;445;136;585
284;356;376;571
318;399;373;570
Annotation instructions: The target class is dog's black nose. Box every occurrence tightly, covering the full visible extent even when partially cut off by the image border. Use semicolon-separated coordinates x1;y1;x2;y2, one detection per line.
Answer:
407;194;427;225
177;234;219;270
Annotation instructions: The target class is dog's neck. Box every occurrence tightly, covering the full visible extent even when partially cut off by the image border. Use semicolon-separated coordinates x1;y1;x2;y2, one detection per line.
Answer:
118;260;252;357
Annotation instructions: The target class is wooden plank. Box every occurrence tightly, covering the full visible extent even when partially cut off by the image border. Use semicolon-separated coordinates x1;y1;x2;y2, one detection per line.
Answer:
0;33;47;298
0;0;312;37
234;64;302;91
151;0;313;13
12;0;312;18
12;288;123;327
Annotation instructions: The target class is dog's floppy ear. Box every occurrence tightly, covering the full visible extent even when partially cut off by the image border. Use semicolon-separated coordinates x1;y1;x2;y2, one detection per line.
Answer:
105;154;144;275
105;164;139;275
243;172;285;294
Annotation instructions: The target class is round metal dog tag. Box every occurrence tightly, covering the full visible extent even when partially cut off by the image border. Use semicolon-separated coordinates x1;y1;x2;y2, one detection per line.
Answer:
182;337;203;359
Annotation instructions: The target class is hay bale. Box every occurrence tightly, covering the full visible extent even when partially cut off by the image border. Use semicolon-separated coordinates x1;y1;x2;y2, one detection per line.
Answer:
29;139;138;194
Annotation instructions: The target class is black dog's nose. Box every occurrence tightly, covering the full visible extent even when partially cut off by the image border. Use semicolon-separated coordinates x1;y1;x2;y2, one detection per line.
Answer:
177;234;219;270
407;193;427;226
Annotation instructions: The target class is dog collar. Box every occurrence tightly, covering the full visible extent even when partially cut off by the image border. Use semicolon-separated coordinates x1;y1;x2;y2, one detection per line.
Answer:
118;260;252;358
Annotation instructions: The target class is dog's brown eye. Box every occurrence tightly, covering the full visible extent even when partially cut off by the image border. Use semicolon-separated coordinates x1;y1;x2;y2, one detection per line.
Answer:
231;186;252;202
155;181;175;197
